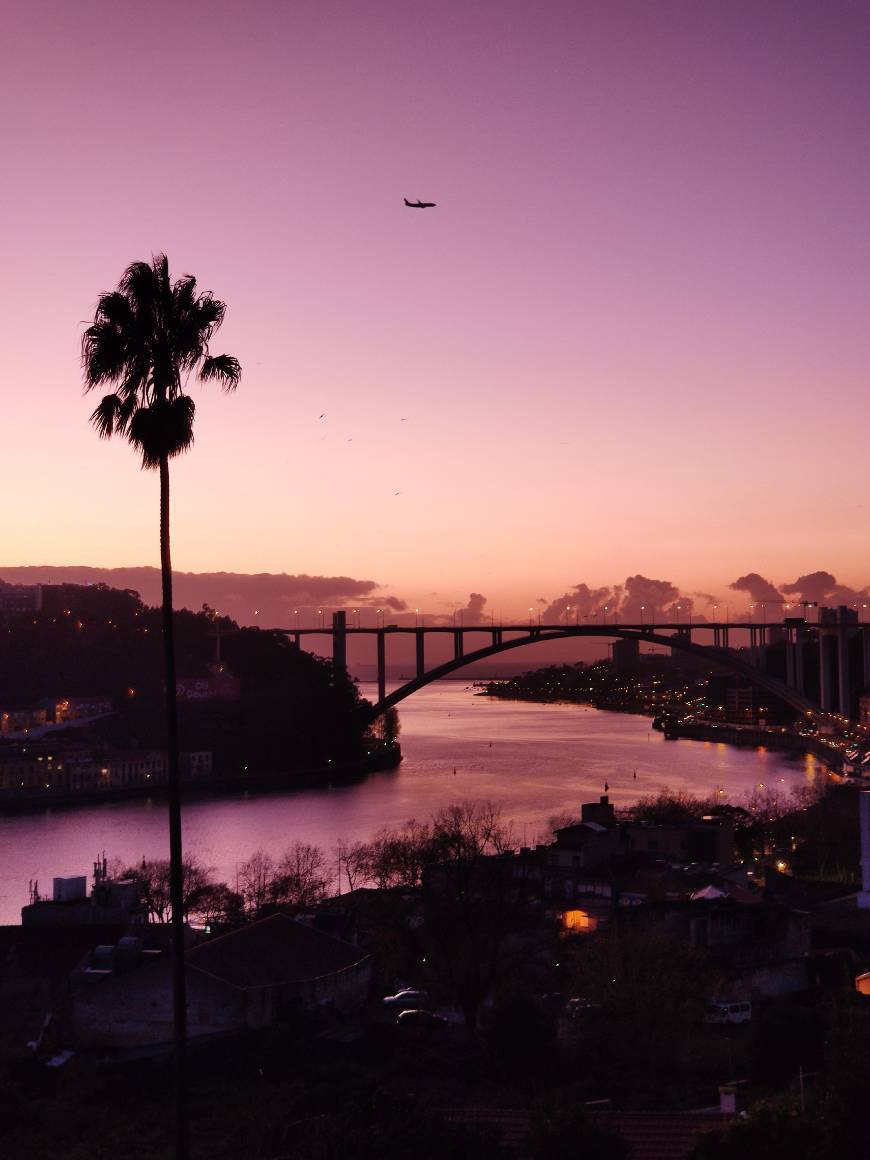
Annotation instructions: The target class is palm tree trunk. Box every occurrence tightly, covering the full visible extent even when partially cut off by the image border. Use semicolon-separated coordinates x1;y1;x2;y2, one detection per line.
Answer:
160;454;189;1160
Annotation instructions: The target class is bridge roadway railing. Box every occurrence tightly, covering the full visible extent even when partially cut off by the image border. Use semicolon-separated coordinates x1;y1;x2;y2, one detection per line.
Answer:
271;616;870;724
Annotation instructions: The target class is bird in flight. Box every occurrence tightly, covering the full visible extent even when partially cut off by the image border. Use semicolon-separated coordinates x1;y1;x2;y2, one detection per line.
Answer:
404;198;436;209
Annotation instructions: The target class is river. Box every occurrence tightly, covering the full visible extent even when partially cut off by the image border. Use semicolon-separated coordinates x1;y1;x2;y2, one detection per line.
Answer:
0;682;826;924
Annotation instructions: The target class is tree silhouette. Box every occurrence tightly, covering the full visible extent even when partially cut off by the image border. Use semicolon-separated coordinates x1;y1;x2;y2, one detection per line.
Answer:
82;254;240;1160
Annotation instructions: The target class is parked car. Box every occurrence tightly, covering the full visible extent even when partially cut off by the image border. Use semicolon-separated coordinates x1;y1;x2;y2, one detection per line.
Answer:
705;1001;752;1024
565;997;600;1019
396;1008;448;1028
382;988;429;1009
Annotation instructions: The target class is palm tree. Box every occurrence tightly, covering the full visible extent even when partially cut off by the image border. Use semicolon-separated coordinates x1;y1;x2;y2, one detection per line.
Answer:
82;254;240;1158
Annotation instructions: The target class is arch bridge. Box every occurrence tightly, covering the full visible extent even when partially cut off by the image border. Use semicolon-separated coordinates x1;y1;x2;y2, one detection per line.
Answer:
276;611;870;725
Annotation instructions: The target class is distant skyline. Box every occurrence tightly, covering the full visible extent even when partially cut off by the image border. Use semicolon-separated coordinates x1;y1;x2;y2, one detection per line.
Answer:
1;564;867;629
4;1;869;607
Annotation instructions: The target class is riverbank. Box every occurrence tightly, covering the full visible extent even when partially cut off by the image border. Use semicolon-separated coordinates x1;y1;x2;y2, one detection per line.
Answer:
477;686;842;771
657;719;844;769
0;683;827;926
0;743;402;815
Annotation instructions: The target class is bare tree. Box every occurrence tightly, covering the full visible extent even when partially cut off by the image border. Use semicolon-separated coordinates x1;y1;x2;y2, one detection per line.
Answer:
126;857;215;924
337;840;370;893
273;842;330;910
237;849;277;916
364;819;433;889
431;800;515;862
192;882;244;930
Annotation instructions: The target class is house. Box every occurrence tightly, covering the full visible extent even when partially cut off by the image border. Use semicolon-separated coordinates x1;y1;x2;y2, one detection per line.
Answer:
70;913;372;1052
21;858;143;927
653;897;812;1001
548;795;735;872
0;923;126;1057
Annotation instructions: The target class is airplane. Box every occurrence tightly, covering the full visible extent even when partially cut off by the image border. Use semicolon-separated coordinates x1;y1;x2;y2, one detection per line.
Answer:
404;198;436;208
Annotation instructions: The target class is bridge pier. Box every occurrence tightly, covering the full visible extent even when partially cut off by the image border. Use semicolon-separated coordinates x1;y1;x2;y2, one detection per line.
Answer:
332;611;347;679
748;626;765;668
838;612;852;718
819;632;835;711
864;627;870;690
453;630;464;662
377;632;386;706
416;630;425;680
786;638;796;688
785;624;805;693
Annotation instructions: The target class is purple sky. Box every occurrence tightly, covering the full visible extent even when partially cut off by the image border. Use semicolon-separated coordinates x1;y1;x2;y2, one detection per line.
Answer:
3;1;869;618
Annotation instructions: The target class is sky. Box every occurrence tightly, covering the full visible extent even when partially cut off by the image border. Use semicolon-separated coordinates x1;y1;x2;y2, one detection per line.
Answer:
3;0;869;621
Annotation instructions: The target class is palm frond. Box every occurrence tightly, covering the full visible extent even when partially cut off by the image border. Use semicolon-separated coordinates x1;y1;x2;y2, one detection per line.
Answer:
115;393;138;434
90;394;123;439
194;294;225;333
81;321;127;388
83;254;237;459
199;354;241;392
119;260;158;308
172;275;198;319
129;396;196;469
95;291;134;330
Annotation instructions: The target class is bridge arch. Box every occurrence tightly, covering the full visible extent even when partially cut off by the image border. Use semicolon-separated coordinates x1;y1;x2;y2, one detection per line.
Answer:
367;627;817;722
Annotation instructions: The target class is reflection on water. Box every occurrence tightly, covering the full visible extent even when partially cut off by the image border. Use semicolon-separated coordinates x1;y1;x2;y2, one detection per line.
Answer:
0;682;823;923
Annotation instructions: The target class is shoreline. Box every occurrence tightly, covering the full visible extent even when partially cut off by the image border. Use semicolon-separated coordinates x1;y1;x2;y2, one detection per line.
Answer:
476;689;843;771
0;743;402;816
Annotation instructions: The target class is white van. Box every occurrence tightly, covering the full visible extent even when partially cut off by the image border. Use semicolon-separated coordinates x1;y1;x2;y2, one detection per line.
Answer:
705;1001;752;1024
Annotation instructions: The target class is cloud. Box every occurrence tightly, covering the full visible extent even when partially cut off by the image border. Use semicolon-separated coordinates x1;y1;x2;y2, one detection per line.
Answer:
620;574;691;620
378;595;408;612
541;583;613;622
729;572;783;603
541;575;695;622
0;566;406;624
780;571;869;607
692;591;720;608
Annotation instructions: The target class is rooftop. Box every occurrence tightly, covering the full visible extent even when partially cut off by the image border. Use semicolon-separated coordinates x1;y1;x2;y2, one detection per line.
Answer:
187;912;368;989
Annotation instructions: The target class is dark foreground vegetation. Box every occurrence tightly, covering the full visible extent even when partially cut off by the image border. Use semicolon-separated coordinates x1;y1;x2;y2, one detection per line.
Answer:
0;583;393;784
3;792;868;1159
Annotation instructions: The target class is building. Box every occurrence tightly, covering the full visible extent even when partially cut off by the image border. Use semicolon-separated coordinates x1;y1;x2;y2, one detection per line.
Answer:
52;696;113;723
0;922;127;1058
0;743;211;800
0;707;48;736
0;584;42;615
70;914;373;1051
548;796;734;871
611;637;640;675
21;858;144;927
176;674;241;702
